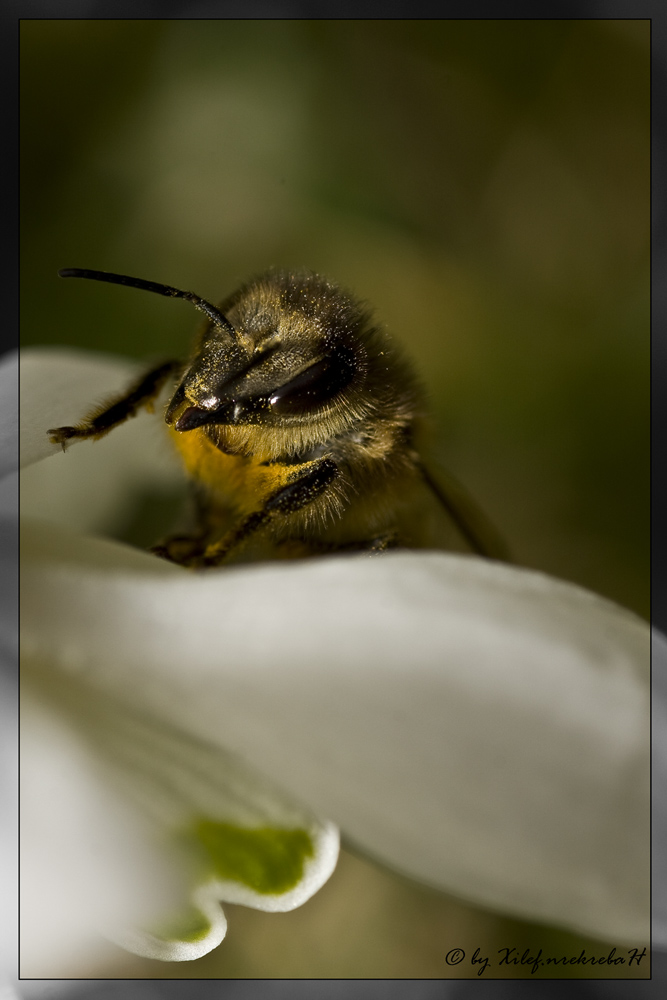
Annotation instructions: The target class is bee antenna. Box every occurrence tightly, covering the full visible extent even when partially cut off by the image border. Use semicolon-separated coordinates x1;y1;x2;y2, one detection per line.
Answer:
58;268;238;340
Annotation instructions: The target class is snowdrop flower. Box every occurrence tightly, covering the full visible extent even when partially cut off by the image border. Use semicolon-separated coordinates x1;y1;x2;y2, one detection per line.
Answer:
11;348;659;975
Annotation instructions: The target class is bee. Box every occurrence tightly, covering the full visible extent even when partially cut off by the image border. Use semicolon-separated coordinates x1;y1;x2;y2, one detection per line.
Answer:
49;268;509;567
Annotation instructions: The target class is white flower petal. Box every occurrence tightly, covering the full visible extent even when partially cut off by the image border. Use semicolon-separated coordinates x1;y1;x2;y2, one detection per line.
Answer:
17;349;654;953
22;664;338;966
21;520;650;946
20;696;186;975
21;525;338;967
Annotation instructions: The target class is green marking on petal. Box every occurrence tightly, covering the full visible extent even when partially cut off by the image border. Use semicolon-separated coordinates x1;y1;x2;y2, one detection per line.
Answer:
187;820;315;895
151;905;212;944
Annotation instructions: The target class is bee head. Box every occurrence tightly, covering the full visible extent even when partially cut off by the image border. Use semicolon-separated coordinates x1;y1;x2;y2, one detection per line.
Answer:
57;267;409;440
167;271;366;432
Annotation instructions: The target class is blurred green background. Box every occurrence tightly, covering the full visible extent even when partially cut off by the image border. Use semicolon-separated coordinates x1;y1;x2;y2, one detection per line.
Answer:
20;19;649;979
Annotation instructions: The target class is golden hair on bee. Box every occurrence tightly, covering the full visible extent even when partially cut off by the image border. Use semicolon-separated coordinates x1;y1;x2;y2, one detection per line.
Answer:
49;267;509;567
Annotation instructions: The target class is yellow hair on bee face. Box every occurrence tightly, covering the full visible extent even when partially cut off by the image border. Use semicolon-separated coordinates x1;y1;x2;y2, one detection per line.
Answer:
167;423;296;518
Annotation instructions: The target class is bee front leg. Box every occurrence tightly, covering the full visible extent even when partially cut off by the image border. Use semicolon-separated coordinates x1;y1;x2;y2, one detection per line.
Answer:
48;359;181;449
199;458;340;567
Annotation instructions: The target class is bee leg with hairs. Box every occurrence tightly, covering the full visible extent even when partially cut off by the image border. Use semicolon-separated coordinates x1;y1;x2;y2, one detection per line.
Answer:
48;359;181;448
196;459;340;568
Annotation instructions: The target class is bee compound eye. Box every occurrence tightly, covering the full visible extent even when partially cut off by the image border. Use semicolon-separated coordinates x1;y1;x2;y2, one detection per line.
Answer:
269;351;355;415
